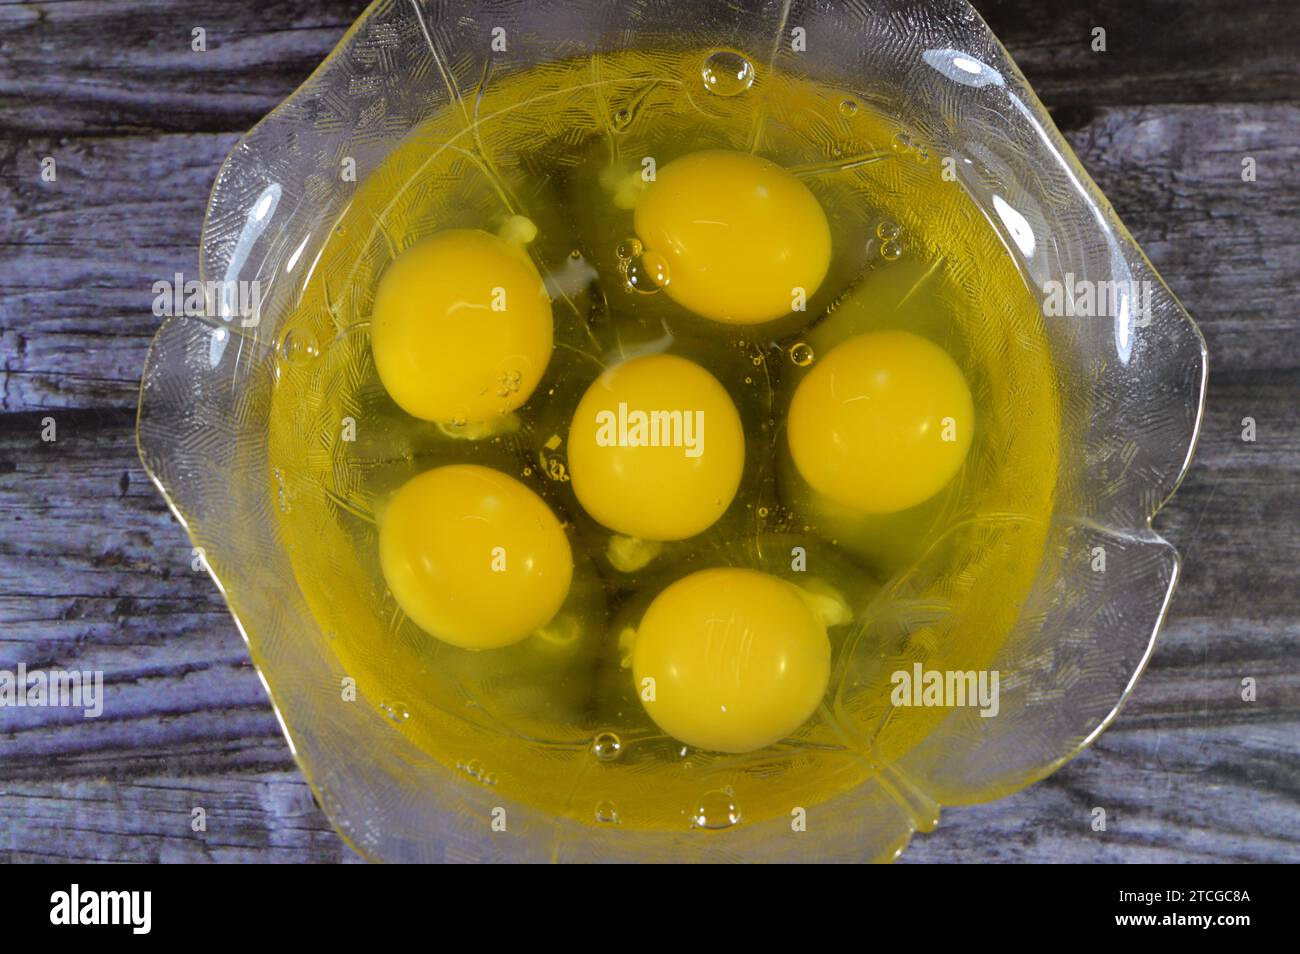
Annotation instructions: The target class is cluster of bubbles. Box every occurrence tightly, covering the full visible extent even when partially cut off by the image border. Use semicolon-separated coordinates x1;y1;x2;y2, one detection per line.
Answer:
495;368;523;397
457;758;498;786
615;237;671;295
876;219;904;262
892;130;930;163
273;466;289;514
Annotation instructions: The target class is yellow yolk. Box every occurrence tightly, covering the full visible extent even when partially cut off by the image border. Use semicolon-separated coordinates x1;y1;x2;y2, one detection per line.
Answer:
567;354;744;541
787;330;974;513
370;229;553;424
378;464;572;650
632;568;831;753
633;150;831;324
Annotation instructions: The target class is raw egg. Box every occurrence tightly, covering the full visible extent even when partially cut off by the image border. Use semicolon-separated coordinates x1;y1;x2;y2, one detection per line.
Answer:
632;567;831;753
370;229;553;424
787;329;974;513
378;464;572;650
567;353;744;541
633;150;831;324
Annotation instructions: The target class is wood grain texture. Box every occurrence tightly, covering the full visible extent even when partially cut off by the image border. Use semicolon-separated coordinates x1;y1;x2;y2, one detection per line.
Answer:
0;0;1297;863
0;0;1296;137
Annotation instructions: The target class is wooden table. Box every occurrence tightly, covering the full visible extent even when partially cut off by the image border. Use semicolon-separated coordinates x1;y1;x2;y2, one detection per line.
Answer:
1;0;1296;863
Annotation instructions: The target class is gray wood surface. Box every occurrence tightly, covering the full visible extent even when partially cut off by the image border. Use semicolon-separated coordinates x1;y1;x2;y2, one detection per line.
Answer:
0;0;1297;863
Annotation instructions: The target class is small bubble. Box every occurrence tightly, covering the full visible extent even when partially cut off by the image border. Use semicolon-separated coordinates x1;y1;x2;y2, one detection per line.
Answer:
876;220;901;241
757;506;769;518
789;342;815;366
892;131;913;153
839;99;859;117
280;329;319;365
692;789;741;830
615;238;643;262
379;700;410;723
570;248;582;259
591;731;623;761
880;239;903;261
450;412;468;428
595;800;620;824
623;250;670;294
701;50;755;97
751;355;763;366
612;107;632;128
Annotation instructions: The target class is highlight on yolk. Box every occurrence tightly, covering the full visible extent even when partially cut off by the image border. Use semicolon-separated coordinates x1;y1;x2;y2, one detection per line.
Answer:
566;353;744;541
787;329;975;513
632;567;831;753
633;149;832;324
370;228;553;424
378;464;573;650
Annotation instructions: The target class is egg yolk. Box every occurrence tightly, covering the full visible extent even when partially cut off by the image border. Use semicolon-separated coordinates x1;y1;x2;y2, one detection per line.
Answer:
567;354;744;541
632;568;831;753
787;329;974;513
378;464;573;650
370;229;553;424
633;150;831;324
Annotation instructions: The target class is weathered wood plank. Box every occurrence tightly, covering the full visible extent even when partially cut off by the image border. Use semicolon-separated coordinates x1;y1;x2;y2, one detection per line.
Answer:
0;771;364;863
0;0;359;136
0;132;235;412
4;722;1296;862
906;722;1300;863
979;0;1300;112
2;105;1297;412
0;2;1295;137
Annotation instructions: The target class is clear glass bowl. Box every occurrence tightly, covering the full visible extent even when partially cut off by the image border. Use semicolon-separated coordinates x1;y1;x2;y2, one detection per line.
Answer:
138;0;1206;862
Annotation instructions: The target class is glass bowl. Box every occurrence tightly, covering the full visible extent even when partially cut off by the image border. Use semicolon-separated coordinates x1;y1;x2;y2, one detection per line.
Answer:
138;0;1207;862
